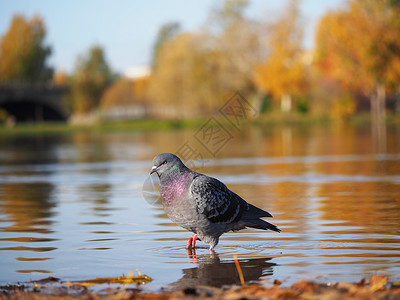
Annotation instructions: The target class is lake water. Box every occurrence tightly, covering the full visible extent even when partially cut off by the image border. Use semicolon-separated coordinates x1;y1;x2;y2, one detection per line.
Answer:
0;123;400;290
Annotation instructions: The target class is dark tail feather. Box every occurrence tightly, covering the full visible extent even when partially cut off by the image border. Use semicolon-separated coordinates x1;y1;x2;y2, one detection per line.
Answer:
244;218;281;232
241;203;273;219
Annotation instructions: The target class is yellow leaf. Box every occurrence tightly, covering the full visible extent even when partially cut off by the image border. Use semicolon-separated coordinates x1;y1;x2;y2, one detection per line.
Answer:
70;275;152;287
370;275;388;292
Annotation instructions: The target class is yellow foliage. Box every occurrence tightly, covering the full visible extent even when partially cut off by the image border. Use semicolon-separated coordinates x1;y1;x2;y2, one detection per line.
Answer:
0;14;52;83
330;94;357;119
133;76;150;103
101;78;135;108
148;33;225;117
100;76;150;108
148;2;260;117
70;46;112;113
70;275;152;287
254;0;306;105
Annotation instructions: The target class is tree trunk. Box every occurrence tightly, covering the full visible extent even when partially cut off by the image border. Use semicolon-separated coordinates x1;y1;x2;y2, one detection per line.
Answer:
281;93;292;113
370;82;386;124
377;82;386;123
371;83;386;153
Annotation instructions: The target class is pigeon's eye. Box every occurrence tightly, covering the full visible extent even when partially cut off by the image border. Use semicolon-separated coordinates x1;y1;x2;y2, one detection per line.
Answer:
162;161;167;165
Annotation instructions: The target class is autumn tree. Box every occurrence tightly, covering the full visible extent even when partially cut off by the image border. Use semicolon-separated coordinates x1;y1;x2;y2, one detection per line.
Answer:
152;22;181;68
101;78;132;109
148;32;216;117
148;0;262;117
70;46;113;114
100;76;149;109
53;71;68;86
254;0;306;113
315;0;400;119
206;0;261;97
0;14;53;83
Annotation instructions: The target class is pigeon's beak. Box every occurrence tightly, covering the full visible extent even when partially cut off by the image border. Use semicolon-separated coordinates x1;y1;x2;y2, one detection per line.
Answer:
150;165;157;175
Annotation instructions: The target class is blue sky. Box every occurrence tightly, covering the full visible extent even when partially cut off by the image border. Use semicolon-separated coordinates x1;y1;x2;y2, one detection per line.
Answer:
0;0;344;75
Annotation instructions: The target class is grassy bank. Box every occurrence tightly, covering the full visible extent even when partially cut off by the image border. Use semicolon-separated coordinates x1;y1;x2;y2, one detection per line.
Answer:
0;113;399;135
0;119;205;135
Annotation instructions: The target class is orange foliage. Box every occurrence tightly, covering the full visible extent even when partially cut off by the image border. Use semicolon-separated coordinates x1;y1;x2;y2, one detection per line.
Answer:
254;0;306;106
53;71;69;86
133;76;150;103
314;0;400;97
100;76;149;108
314;6;373;95
101;78;135;108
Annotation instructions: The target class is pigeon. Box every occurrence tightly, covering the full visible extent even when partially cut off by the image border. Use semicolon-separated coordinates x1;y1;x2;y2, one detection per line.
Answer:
150;153;280;251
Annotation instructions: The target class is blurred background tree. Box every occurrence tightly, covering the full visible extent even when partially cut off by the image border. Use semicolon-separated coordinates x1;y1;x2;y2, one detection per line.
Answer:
1;0;399;121
53;71;69;86
152;22;181;69
148;0;400;119
148;0;261;117
101;78;135;109
254;0;306;113
69;46;113;114
100;76;149;109
206;0;261;101
314;0;400;120
148;32;212;117
0;14;53;83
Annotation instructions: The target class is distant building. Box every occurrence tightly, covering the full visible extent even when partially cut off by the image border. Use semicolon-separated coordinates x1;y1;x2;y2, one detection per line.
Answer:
124;65;151;80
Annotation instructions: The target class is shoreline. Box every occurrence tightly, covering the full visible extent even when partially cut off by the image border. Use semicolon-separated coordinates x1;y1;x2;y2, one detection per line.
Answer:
0;113;399;135
1;275;399;299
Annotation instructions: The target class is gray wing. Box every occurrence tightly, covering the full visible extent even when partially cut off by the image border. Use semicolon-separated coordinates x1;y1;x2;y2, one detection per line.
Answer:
190;175;244;224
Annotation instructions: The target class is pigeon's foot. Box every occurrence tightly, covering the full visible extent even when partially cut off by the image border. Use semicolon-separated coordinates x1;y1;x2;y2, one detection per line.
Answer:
209;246;214;253
186;233;198;249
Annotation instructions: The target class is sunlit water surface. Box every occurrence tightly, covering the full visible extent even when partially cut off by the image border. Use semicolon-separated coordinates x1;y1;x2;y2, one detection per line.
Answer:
0;125;399;290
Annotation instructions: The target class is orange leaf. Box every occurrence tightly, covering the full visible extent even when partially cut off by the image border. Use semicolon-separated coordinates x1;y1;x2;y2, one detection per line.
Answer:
370;275;388;292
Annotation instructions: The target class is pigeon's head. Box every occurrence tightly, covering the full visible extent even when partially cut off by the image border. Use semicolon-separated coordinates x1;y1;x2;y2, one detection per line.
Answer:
150;153;186;178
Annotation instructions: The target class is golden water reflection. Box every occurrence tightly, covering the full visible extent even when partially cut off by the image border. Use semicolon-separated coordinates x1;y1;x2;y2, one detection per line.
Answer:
1;182;55;234
0;123;399;286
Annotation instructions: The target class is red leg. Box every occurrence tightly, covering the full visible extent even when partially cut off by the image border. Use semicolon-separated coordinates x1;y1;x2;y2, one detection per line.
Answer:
186;233;198;249
191;234;198;248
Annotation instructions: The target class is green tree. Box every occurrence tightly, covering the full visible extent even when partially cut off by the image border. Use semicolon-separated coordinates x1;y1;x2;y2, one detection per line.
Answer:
70;46;113;113
0;14;53;83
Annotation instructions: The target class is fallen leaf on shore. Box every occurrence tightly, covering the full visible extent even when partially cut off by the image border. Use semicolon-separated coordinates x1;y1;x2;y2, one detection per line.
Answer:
370;275;388;292
70;275;152;287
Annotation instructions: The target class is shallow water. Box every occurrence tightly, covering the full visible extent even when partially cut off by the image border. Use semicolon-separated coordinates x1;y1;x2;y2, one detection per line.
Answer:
0;124;400;289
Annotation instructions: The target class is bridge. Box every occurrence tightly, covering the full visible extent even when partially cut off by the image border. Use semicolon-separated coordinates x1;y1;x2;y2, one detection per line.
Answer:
0;83;69;123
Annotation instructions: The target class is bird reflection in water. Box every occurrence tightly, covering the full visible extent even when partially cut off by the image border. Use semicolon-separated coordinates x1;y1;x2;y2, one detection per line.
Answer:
170;249;276;290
